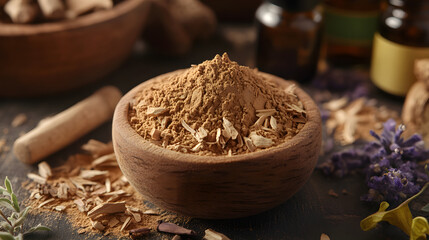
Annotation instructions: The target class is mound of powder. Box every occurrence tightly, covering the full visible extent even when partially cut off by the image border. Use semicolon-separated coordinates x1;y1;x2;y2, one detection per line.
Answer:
129;53;307;155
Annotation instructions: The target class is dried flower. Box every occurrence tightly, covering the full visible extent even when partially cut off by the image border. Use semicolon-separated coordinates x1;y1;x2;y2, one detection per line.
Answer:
319;119;429;205
0;177;50;240
361;183;429;240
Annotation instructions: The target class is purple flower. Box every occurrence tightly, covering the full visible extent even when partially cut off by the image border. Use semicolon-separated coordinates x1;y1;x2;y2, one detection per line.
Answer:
319;119;429;205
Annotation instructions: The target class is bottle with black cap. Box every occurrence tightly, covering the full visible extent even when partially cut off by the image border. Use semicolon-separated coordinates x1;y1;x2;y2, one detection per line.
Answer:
255;0;323;83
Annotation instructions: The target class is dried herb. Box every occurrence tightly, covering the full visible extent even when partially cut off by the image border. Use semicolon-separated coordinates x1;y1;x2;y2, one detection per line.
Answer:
319;119;429;205
0;177;50;240
361;183;429;240
157;221;195;236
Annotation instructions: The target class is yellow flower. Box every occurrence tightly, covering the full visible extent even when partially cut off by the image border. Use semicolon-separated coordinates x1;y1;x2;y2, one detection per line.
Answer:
410;217;429;240
360;183;429;239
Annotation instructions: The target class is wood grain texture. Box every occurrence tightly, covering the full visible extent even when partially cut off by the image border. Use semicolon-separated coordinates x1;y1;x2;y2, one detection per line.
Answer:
112;70;322;219
0;0;149;97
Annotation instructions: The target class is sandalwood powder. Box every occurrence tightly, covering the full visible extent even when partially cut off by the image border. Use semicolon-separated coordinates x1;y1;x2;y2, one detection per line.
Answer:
129;53;307;155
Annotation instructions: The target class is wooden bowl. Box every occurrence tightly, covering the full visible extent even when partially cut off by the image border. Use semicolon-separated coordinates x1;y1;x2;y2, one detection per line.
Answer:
0;0;149;97
112;70;322;219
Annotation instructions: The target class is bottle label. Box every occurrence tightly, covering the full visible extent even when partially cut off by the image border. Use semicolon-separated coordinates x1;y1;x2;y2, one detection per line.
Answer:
324;5;378;46
371;33;429;96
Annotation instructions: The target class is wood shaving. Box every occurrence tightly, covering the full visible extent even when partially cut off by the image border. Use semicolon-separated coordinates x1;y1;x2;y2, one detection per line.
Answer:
82;139;113;158
79;170;109;181
243;137;256;152
38;161;52;178
150;128;161;141
269;116;277;130
91;153;117;167
249;132;273;148
92;220;105;231
27;173;47;185
120;216;131;231
203;228;231;240
87;202;126;219
146;107;167;116
24;139;191;238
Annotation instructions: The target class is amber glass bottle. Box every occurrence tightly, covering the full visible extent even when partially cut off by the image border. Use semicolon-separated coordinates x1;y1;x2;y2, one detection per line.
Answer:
323;0;380;67
370;0;429;96
256;0;323;83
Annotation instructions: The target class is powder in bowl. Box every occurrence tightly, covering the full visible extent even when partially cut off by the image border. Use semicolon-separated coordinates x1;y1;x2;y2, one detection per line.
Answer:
128;53;307;156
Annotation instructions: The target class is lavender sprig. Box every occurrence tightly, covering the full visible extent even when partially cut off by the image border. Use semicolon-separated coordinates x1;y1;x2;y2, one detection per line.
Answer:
319;119;429;205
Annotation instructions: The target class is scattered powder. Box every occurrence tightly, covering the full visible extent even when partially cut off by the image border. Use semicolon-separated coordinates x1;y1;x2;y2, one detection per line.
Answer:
129;53;307;155
24;140;191;238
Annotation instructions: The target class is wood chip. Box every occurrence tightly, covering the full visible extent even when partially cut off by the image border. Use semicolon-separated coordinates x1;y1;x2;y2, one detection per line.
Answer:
191;142;203;152
105;178;111;193
103;190;127;196
181;120;196;135
203;228;231;240
157;221;196;236
146;107;167;116
74;199;86;212
11;113;27;127
270;116;277;130
286;103;305;113
131;211;141;223
38;161;52;178
120;216;132;231
143;209;159;215
108;217;120;227
57;183;69;199
54;205;66;212
284;84;297;96
80;170;109;180
149;129;161;141
222;117;238;140
82;139;113;158
69;177;98;191
91;153;117;167
87;201;126;219
27;173;47;185
320;233;330;240
92;220;105;231
256;108;277;114
243;137;256;152
249;132;273;148
38;198;55;208
195;127;208;142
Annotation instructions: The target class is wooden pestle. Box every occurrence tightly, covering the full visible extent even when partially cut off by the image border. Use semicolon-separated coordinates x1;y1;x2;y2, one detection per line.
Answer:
13;86;122;164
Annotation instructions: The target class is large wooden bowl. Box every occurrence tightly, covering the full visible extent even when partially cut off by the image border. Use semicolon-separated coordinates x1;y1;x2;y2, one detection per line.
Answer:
112;70;322;219
0;0;149;97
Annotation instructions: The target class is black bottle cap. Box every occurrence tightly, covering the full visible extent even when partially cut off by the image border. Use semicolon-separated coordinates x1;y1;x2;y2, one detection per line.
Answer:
268;0;320;12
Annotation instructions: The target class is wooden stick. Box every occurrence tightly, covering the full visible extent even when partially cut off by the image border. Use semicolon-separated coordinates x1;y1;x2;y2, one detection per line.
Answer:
13;86;122;164
4;0;38;24
38;0;65;19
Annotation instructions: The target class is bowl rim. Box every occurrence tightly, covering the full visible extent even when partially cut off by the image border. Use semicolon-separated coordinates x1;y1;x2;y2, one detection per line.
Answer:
0;0;146;36
113;70;322;165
